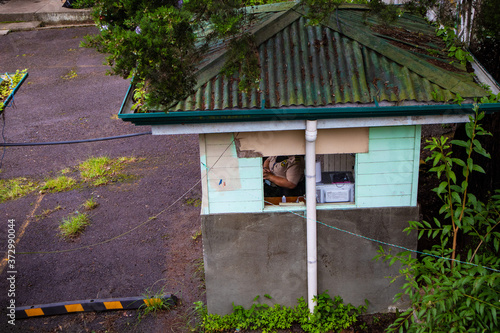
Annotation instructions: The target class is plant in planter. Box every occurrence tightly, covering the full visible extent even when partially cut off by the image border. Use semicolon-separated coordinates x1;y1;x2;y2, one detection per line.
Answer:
0;69;28;113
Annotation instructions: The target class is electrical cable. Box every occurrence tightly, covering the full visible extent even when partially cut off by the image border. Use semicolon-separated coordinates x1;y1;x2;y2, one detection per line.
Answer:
15;132;500;273
17;135;237;255
0;131;152;146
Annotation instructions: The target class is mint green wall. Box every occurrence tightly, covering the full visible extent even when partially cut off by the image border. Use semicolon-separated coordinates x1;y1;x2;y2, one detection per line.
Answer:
201;133;264;214
200;125;421;214
356;126;421;207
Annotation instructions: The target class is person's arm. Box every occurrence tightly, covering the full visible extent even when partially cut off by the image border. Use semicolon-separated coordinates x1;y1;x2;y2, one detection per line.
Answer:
263;157;270;170
263;171;297;189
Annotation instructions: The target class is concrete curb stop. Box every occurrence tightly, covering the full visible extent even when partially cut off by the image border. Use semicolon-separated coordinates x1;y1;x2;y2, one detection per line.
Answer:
15;294;178;319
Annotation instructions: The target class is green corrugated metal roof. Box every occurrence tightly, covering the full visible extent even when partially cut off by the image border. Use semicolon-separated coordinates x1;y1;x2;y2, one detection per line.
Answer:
123;4;488;115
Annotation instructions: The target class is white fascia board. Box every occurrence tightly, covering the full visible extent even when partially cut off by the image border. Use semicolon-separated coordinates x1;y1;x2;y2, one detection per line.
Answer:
151;114;470;135
471;57;500;94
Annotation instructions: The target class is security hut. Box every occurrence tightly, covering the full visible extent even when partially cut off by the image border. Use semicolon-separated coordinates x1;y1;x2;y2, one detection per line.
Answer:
119;3;500;314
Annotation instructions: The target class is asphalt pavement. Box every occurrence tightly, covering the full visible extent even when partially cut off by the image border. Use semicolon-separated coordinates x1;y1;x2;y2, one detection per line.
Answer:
0;0;92;34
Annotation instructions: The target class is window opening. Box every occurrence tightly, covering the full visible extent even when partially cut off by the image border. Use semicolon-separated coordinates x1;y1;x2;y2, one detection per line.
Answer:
262;154;355;206
263;155;306;205
316;154;355;204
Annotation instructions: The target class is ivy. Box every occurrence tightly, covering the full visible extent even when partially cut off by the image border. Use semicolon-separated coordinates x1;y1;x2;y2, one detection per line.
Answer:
196;292;367;333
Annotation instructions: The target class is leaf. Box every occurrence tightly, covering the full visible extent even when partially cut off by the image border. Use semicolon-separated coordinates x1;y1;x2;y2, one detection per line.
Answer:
452;192;462;205
449;171;457;184
436;181;448;195
467;158;473;172
465;122;474;139
451;158;466;167
472;164;486;174
450;140;469;148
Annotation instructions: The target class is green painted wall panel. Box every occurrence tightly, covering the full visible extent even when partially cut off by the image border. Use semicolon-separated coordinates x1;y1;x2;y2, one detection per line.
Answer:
356;172;413;185
369;137;415;151
208;189;263;203
357;195;412;207
209;201;264;213
357;160;414;175
369;126;416;138
357;184;413;197
356;125;419;208
357;149;414;163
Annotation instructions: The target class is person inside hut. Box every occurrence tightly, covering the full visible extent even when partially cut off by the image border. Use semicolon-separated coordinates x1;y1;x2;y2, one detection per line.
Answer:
263;155;305;197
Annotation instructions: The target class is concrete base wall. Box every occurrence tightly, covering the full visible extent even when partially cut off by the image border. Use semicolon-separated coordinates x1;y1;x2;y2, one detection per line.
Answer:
201;207;418;315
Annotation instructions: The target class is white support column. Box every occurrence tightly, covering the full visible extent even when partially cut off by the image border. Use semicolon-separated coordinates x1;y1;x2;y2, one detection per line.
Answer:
305;120;318;313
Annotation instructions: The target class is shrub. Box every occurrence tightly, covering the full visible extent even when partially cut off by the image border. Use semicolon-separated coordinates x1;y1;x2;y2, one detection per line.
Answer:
376;105;500;332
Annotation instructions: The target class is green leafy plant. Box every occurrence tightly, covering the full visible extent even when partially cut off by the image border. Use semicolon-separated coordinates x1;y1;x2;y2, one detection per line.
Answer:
1;69;28;112
198;291;366;332
59;212;91;238
40;175;76;193
376;105;500;332
436;26;473;66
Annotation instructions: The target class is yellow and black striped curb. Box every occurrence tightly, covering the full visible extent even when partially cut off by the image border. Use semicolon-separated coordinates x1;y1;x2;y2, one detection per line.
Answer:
15;294;177;319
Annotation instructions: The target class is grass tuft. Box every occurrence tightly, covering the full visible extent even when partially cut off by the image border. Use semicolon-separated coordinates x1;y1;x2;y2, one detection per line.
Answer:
59;212;90;238
78;156;137;186
0;177;37;203
82;196;98;210
41;176;76;193
137;287;173;323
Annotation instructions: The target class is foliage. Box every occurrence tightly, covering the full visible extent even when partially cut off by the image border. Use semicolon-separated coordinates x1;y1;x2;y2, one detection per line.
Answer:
0;177;37;203
198;292;366;332
375;105;500;333
83;196;99;210
137;287;173;322
82;0;244;108
78;156;135;186
221;33;261;93
40;176;76;193
71;0;96;8
59;212;91;238
83;0;381;110
0;69;27;112
436;26;473;66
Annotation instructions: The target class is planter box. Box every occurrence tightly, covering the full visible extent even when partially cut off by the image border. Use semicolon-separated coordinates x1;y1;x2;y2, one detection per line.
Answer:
1;71;28;112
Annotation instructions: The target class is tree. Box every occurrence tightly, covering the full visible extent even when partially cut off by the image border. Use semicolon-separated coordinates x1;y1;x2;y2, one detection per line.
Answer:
82;0;374;108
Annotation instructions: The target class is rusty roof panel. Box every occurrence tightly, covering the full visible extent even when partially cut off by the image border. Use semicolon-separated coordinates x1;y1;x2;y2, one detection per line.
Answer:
169;11;474;112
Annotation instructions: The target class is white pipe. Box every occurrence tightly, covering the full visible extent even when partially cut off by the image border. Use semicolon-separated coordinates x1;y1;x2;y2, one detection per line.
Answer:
305;120;318;313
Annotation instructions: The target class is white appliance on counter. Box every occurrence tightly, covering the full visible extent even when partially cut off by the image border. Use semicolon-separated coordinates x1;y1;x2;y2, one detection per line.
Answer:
316;182;354;203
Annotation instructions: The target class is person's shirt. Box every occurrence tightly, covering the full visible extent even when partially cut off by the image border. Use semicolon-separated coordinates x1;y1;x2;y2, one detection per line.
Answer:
267;156;304;186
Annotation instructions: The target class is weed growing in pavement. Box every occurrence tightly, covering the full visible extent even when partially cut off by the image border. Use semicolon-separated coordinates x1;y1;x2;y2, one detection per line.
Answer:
78;156;137;186
137;286;174;323
0;156;140;203
185;197;202;207
191;228;202;240
61;69;78;80
0;177;37;203
40;175;76;193
82;196;98;210
59;212;90;239
192;257;206;293
34;205;63;221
